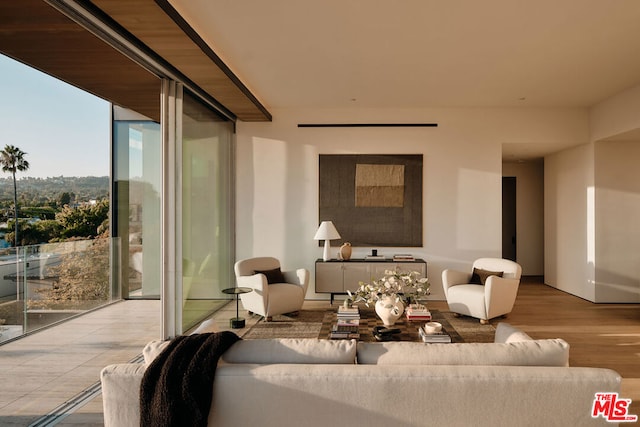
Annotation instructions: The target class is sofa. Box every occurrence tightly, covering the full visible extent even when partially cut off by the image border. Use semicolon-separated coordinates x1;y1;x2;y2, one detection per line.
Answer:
100;323;621;427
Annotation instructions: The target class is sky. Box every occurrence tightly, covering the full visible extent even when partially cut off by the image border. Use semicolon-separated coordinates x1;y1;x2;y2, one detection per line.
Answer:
0;54;110;179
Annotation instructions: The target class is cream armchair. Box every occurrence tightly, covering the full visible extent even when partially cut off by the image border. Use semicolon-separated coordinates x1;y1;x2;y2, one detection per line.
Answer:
234;257;309;321
442;258;522;324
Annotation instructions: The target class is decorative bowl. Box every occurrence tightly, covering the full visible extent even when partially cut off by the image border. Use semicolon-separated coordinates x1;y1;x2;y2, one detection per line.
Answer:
423;321;442;334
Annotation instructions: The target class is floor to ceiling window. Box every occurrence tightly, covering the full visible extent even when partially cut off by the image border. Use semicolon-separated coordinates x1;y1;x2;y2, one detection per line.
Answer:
0;53;118;343
113;87;235;336
112;106;162;300
179;90;235;331
1;1;238;340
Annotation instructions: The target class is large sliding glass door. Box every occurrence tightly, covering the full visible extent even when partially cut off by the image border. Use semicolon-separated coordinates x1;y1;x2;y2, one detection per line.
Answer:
114;87;234;336
113;107;162;300
179;91;234;331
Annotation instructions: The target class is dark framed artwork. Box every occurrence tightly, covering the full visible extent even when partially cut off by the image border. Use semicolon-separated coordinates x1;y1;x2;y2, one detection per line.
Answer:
319;154;423;247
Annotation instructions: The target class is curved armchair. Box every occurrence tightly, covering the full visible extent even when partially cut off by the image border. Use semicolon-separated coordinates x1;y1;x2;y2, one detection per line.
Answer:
234;257;309;321
442;258;522;324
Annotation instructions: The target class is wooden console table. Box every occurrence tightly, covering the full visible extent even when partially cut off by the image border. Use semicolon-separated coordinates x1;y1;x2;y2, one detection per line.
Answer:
315;258;427;304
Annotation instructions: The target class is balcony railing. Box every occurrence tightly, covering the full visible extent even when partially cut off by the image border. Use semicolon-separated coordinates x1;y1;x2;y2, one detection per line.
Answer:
0;237;121;344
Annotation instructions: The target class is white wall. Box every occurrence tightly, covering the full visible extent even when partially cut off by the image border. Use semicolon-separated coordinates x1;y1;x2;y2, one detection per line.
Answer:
544;140;640;303
502;160;544;275
594;141;640;302
538;83;640;303
590;83;640;142
544;144;595;301
236;107;588;300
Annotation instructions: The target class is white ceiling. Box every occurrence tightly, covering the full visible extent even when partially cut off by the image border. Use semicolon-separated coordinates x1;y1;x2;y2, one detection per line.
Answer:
169;0;640;158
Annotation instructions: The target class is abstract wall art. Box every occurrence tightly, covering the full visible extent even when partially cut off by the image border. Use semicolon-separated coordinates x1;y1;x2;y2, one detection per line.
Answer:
319;154;423;247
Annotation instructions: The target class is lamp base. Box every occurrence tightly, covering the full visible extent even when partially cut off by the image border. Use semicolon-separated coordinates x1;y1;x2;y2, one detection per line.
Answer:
323;239;331;261
230;317;245;329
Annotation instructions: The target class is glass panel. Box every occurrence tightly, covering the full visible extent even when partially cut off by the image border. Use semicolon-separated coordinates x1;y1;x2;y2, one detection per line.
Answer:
0;238;120;344
180;91;234;331
113;109;162;299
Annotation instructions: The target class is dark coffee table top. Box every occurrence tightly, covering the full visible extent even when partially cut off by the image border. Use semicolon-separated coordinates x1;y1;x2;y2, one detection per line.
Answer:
320;307;461;343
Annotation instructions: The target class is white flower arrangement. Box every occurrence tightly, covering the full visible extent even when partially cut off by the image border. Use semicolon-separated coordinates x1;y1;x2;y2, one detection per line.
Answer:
348;268;430;313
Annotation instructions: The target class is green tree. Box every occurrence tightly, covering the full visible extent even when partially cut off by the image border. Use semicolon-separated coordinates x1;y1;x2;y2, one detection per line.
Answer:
20;206;57;220
5;219;63;246
55;199;109;239
59;192;72;206
0;145;30;246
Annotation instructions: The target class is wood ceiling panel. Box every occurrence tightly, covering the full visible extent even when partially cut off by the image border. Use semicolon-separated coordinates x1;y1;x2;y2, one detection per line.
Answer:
91;0;271;121
0;0;270;122
0;0;161;122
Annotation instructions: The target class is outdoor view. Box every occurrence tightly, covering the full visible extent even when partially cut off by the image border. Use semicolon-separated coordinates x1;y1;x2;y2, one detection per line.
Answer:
0;54;112;342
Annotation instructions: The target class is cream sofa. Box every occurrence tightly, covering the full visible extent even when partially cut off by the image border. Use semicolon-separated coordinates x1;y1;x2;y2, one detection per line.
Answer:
100;324;621;427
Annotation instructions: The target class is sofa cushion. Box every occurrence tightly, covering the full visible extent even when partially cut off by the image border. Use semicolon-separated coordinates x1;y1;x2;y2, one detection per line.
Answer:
222;338;356;364
145;338;357;365
143;340;170;365
494;322;533;343
470;267;503;285
356;339;569;367
142;319;221;364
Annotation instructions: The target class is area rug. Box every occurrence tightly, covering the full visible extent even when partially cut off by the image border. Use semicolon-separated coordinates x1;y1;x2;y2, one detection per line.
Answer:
241;308;496;343
242;310;326;339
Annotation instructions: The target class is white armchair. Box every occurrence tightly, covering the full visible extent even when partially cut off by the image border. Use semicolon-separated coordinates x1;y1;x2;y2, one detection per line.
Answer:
442;258;522;324
234;257;309;321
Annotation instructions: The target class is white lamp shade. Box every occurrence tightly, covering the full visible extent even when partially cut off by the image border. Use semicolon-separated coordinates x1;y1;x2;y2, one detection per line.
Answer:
313;221;341;240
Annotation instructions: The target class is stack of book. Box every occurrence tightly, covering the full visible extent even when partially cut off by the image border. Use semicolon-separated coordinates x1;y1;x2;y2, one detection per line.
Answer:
330;323;360;339
405;304;432;321
418;326;452;343
332;305;360;339
337;305;360;321
393;254;415;261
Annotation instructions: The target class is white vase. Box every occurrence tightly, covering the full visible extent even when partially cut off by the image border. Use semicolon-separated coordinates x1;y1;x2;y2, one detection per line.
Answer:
375;295;405;326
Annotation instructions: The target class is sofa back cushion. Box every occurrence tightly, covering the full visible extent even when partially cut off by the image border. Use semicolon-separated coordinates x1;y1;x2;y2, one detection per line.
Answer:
222;338;356;364
494;322;533;343
357;339;569;367
144;338;356;365
143;340;170;365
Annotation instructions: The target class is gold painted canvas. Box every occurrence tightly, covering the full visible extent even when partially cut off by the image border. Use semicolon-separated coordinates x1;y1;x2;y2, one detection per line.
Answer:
355;164;405;207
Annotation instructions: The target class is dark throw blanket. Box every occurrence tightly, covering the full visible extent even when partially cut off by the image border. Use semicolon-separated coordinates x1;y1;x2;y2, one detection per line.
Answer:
140;331;241;427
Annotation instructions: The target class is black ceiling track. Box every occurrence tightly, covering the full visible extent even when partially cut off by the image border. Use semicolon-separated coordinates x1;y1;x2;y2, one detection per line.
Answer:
298;123;438;128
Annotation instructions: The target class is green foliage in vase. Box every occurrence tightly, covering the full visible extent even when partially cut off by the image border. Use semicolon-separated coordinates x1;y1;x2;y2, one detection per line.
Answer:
348;267;430;310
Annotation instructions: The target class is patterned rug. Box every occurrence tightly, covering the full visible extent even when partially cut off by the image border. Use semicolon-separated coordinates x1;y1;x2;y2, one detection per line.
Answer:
242;308;496;343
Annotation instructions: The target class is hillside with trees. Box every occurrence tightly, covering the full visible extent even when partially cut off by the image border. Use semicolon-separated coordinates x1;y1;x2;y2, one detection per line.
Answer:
0;176;109;211
0;176;110;246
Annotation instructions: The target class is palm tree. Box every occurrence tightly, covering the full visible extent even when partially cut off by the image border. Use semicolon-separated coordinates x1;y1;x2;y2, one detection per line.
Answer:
0;145;30;247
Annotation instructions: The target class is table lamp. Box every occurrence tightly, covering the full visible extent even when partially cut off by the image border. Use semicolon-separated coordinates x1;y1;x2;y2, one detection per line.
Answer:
314;221;341;261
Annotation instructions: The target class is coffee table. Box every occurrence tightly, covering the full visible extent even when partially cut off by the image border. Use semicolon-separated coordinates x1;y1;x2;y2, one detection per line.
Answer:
321;308;460;342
